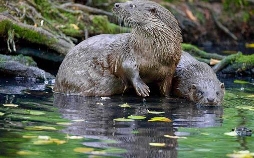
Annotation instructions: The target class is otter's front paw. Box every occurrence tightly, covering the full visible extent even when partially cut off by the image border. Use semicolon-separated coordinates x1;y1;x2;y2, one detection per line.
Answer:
133;79;150;97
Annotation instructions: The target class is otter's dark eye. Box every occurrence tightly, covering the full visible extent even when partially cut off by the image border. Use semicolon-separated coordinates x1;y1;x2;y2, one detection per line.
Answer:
197;90;203;96
129;4;136;8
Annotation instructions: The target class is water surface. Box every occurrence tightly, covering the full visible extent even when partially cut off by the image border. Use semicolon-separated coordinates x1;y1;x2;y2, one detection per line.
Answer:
0;77;254;158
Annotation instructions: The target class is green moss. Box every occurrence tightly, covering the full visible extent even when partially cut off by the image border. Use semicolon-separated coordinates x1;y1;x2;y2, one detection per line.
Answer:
235;54;254;65
0;54;37;66
90;15;123;34
0;19;56;46
61;24;83;37
181;43;224;60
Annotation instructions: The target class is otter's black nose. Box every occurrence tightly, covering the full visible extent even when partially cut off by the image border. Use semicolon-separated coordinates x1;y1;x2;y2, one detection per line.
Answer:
114;3;120;8
207;98;215;103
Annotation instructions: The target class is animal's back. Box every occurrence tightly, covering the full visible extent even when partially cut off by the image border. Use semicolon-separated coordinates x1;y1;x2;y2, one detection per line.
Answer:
54;34;130;96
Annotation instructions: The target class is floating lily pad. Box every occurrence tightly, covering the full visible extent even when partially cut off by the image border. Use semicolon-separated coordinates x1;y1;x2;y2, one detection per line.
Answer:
149;143;166;147
148;117;172;122
127;115;146;120
113;117;134;122
119;103;131;108
3;104;19;107
147;110;165;114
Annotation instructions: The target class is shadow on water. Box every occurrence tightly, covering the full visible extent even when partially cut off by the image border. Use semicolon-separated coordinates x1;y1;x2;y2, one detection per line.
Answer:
54;94;223;157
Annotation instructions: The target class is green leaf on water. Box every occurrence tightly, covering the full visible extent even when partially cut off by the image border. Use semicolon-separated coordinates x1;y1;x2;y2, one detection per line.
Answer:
233;80;249;84
0;112;4;116
119;103;131;108
113;117;134;122
56;122;72;126
28;110;45;115
127;115;146;120
147;110;165;114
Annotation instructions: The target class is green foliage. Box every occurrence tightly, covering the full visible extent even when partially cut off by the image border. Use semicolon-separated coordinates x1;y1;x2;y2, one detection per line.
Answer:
222;0;249;10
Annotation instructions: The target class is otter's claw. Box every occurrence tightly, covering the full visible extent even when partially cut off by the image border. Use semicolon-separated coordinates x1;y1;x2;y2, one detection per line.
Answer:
133;79;150;97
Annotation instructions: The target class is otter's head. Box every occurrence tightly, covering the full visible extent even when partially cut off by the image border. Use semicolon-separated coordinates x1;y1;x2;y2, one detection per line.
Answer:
112;0;182;39
188;80;225;106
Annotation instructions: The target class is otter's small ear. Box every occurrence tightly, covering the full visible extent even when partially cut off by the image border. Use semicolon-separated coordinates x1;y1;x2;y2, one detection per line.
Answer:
149;7;157;14
220;83;225;89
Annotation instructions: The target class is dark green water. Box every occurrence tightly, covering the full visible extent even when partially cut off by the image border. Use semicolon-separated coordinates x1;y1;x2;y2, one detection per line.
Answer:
0;77;254;158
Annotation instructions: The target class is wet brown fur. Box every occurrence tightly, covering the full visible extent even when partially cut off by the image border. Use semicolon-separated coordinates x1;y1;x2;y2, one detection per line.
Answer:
172;51;225;105
54;0;182;97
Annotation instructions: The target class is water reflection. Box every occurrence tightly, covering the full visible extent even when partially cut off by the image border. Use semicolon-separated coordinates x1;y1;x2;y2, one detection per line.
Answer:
54;94;223;157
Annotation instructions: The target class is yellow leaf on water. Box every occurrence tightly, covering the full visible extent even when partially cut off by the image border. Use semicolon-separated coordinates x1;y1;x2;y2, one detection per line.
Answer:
164;135;187;139
149;143;166;147
52;139;66;145
245;43;254;48
25;126;57;131
3;104;19;107
17;150;39;155
23;135;37;139
119;103;131;108
74;147;94;153
147;110;165;114
148;117;172;122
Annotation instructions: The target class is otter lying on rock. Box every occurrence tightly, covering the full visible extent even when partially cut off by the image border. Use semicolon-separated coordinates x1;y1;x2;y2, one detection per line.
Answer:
54;0;182;97
172;51;225;106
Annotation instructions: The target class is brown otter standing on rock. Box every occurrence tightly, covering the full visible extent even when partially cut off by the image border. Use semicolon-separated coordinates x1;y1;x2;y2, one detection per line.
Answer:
172;51;225;105
54;0;182;97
